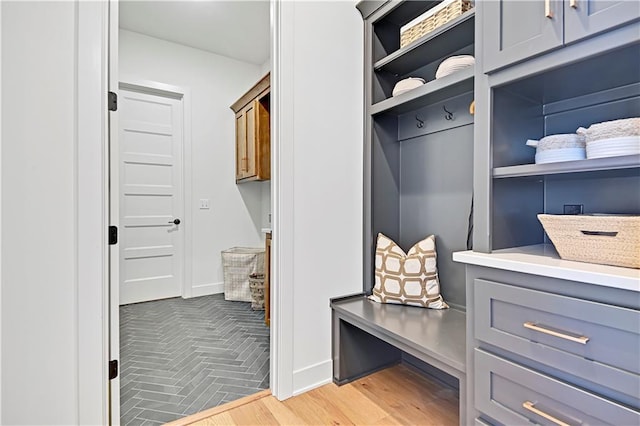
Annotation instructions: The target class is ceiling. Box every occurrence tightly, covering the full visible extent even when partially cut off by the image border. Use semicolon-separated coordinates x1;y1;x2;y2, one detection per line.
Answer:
119;0;271;65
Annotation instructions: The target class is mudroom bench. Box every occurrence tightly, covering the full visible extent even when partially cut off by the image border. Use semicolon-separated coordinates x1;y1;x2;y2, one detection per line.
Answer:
331;293;467;425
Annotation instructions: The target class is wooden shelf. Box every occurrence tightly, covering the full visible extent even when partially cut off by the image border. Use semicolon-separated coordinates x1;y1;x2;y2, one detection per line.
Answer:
493;154;640;179
374;9;475;75
370;66;474;116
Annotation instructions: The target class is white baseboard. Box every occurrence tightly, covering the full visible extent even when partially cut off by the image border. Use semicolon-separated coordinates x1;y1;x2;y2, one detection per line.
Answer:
292;359;333;396
190;281;224;298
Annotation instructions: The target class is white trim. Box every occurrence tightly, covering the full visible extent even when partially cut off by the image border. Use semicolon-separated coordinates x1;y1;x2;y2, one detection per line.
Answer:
292;360;333;396
108;1;120;422
117;79;193;300
190;282;224;298
270;0;295;401
77;1;109;425
0;1;3;420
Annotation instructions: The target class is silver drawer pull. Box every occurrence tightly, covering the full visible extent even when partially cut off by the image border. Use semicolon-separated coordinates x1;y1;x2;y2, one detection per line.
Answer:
523;401;572;426
545;0;553;18
523;322;589;344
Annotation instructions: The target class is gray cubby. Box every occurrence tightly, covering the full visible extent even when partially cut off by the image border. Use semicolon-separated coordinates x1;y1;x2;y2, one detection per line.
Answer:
333;2;476;424
363;1;477;307
370;2;475;106
488;42;640;251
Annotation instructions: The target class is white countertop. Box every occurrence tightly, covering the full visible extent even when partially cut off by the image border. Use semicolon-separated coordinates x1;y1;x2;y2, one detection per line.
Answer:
453;244;640;292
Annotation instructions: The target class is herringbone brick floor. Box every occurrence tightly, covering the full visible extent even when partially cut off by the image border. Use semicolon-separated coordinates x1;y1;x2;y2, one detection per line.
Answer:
119;294;270;426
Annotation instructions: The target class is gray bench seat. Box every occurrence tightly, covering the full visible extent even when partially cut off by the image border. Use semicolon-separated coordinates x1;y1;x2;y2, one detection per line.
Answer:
331;293;466;424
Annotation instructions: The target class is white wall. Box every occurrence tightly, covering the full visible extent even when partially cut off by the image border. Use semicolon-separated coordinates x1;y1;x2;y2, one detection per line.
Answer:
1;2;79;423
277;1;364;394
0;1;363;421
119;30;269;296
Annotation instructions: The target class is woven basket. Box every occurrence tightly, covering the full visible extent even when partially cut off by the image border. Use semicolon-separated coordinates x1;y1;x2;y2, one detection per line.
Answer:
538;214;640;269
249;273;265;310
400;0;474;48
221;247;265;302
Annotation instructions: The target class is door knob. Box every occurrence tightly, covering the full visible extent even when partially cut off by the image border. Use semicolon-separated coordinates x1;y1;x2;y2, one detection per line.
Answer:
169;218;181;225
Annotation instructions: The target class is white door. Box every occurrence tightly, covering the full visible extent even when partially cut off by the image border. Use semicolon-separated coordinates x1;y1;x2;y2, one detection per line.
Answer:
119;87;184;305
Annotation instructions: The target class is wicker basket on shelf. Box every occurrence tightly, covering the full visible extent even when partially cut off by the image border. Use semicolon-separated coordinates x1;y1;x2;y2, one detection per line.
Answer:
400;0;474;48
538;214;640;269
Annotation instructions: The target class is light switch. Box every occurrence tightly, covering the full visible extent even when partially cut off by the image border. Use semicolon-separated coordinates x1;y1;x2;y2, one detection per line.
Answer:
199;199;210;209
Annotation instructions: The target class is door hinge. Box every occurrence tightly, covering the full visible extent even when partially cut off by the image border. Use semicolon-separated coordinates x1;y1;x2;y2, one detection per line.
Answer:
109;226;118;245
108;91;117;111
109;360;118;380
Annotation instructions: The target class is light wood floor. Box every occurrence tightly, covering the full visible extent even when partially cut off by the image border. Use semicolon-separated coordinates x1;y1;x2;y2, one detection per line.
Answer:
167;364;459;426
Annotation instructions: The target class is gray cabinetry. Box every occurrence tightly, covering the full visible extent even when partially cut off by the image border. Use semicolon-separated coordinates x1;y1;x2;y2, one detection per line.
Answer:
565;0;640;44
360;0;475;307
458;0;639;424
331;2;478;425
462;265;640;425
484;41;640;253
475;278;640;403
482;0;563;73
482;0;640;72
475;349;639;426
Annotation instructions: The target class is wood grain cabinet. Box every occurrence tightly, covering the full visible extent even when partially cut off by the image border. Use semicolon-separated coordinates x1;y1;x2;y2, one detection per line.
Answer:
230;73;270;183
482;0;640;72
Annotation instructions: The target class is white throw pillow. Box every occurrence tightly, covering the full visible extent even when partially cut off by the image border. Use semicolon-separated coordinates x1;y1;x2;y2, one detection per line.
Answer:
369;233;448;309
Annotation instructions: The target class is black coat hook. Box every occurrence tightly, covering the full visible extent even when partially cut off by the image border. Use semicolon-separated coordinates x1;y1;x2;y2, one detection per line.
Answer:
443;105;454;120
416;115;424;128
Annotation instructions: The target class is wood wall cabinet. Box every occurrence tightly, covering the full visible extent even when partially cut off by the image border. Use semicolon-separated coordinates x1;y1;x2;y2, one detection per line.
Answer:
230;73;270;183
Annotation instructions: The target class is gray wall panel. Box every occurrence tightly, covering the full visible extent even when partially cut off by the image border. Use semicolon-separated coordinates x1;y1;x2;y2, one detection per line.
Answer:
399;124;474;308
370;114;401;292
545;171;640;216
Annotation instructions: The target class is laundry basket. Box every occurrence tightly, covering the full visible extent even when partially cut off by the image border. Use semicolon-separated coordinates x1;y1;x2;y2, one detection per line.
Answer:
249;273;265;310
221;247;265;301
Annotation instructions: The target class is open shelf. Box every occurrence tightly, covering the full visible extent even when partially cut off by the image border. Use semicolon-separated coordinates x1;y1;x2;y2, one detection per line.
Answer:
374;9;475;75
371;66;474;116
493;155;640;179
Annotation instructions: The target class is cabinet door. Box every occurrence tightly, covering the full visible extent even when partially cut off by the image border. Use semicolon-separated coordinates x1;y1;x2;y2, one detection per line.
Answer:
482;0;564;73
235;112;247;180
245;102;257;178
254;98;270;180
564;0;640;44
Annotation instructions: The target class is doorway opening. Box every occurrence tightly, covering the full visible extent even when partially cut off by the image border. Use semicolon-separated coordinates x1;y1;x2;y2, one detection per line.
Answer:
113;2;273;424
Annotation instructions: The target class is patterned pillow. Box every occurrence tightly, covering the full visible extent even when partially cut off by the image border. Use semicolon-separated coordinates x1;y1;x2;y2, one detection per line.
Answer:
369;233;448;309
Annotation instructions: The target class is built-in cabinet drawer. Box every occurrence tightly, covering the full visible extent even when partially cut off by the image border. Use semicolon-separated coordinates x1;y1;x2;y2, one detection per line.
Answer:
475;349;640;426
474;278;640;400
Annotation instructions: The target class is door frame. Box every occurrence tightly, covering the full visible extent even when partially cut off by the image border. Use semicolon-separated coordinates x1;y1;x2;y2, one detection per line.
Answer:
118;79;193;301
76;1;295;423
76;1;110;424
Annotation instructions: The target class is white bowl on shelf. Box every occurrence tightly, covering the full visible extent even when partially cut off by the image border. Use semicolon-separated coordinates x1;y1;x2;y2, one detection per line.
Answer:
586;135;640;159
535;147;586;164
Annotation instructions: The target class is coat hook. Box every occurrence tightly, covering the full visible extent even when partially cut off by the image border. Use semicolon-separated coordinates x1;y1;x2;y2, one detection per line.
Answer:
415;115;424;128
443;105;454;120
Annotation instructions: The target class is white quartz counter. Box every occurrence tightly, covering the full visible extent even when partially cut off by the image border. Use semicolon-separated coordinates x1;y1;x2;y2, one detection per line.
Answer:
453;244;640;292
